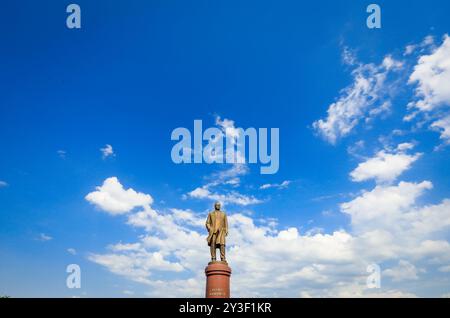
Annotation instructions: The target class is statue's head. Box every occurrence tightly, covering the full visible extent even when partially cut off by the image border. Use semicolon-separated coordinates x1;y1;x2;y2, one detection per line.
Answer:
214;202;221;211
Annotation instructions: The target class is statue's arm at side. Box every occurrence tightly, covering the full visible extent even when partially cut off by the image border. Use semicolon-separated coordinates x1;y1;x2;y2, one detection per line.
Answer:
224;213;228;236
205;213;211;232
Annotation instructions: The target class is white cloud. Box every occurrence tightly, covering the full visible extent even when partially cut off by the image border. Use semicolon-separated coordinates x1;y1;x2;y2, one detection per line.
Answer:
341;46;357;66
396;142;415;151
184;162;261;206
0;180;8;188
57;150;67;159
407;35;450;144
404;44;417;56
404;36;435;58
382;55;403;70
188;186;262;206
340;180;450;265
347;140;366;159
100;144;115;159
383;260;420;282
170;208;206;227
37;233;52;242
181;117;261;206
438;265;450;273
409;35;450;112
206;164;249;187
350;143;421;184
67;248;77;255
215;116;240;144
214;116;246;163
316;34;450;147
259;180;291;190
85;177;153;215
88;250;184;285
341;181;433;229
431;114;450;144
87;176;450;297
90;204;358;296
313;54;402;144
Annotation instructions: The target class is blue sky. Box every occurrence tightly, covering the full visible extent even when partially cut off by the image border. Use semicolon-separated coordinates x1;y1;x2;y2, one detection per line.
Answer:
1;0;450;297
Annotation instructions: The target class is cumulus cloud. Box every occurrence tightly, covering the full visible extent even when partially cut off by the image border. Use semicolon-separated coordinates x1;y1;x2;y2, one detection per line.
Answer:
340;179;450;267
85;177;153;215
313;54;402;144
88;250;184;285
350;143;422;184
341;181;433;229
88;197;358;296
86;177;450;297
173;115;246;164
383;260;420;282
408;35;450;144
342;186;450;295
409;35;450;112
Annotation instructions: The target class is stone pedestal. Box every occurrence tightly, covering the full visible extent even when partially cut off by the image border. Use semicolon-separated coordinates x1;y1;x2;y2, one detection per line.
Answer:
205;262;232;298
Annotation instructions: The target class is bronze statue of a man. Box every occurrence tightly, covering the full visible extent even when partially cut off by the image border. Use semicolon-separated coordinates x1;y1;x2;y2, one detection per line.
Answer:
205;202;228;263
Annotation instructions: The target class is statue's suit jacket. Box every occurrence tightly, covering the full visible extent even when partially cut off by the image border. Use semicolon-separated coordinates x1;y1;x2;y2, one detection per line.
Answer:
206;210;228;246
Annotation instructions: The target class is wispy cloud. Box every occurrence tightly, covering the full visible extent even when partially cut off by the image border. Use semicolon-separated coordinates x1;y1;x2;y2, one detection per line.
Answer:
187;186;262;206
57;150;67;159
67;248;77;255
383;260;421;282
85;177;153;215
313;53;402;144
205;164;249;187
123;290;135;296
259;180;291;190
100;144;115;159
36;233;53;242
180;116;265;206
407;34;450;145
